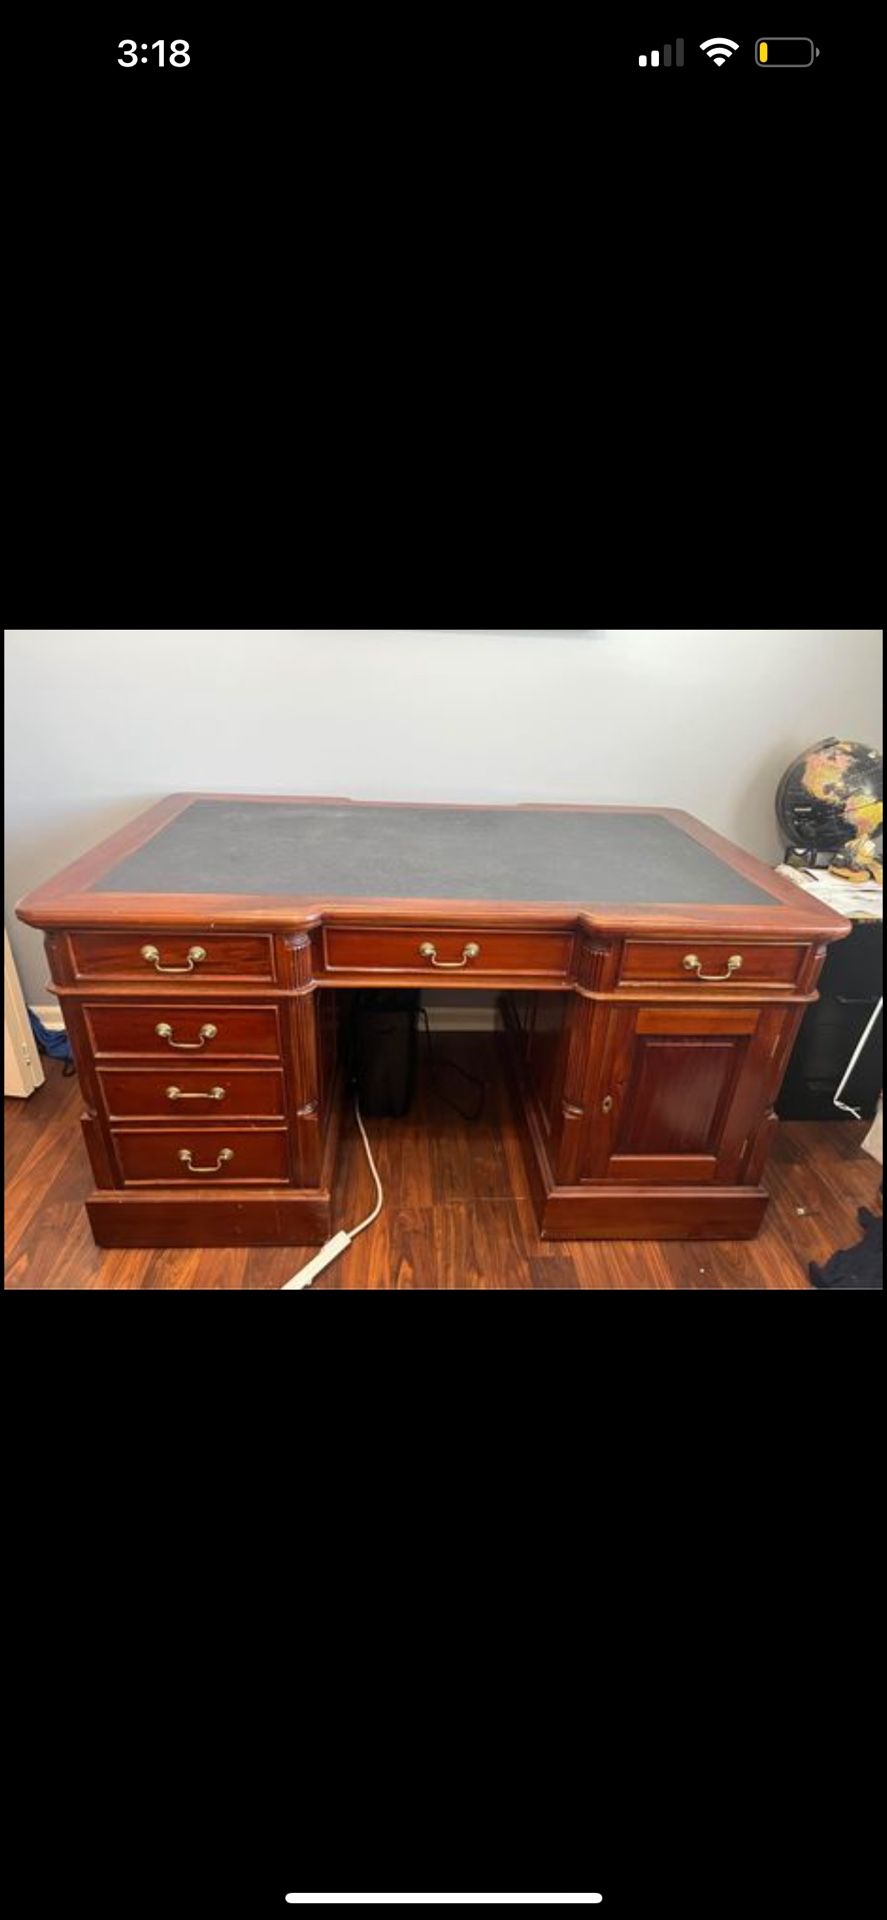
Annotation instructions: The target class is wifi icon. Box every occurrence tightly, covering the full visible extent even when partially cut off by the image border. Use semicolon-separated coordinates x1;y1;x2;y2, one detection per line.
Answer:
700;37;739;65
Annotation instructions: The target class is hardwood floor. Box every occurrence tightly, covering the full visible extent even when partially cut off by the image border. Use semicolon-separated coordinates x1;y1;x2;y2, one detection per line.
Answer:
5;1040;882;1289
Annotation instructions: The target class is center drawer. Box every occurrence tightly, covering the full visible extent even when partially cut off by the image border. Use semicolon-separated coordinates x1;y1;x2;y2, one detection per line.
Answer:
112;1127;290;1185
69;931;275;982
322;925;573;979
98;1067;286;1121
84;1003;283;1058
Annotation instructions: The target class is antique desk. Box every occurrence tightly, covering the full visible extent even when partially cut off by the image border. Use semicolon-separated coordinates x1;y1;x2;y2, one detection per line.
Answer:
16;794;851;1248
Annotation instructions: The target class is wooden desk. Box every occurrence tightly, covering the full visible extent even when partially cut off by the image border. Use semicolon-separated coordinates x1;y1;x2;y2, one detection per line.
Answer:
15;794;851;1247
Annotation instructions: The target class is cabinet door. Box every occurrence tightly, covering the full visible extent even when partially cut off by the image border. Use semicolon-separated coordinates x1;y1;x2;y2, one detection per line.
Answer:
585;1004;778;1185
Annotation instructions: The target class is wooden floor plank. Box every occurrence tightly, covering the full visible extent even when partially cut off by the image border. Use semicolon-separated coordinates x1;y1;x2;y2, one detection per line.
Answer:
4;1068;79;1183
5;1090;87;1260
529;1256;579;1290
5;1053;882;1290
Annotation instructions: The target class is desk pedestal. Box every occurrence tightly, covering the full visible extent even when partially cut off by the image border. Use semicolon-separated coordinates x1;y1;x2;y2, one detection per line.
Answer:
501;976;813;1240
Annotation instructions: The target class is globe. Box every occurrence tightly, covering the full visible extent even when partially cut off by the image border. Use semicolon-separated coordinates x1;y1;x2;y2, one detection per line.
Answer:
776;737;882;882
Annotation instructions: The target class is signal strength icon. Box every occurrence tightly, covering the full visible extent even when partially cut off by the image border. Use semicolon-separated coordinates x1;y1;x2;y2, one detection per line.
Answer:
700;37;739;65
638;39;684;66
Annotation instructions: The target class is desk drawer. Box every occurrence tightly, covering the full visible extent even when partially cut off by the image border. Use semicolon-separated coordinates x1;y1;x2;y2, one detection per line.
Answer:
112;1127;290;1185
98;1067;286;1122
84;1003;283;1059
70;931;275;982
618;940;804;990
323;926;573;979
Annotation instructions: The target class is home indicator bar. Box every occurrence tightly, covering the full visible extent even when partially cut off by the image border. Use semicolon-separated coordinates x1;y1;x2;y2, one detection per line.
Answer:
284;1901;604;1909
756;37;820;65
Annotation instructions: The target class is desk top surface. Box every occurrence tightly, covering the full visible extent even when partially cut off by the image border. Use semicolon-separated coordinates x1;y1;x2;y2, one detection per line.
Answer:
16;795;854;938
94;799;779;905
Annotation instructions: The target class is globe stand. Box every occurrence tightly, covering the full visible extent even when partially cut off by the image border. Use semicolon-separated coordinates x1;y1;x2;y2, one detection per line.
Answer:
783;845;833;869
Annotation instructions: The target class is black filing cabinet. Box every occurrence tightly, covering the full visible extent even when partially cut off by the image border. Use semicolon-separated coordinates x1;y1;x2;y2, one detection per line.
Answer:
777;921;882;1120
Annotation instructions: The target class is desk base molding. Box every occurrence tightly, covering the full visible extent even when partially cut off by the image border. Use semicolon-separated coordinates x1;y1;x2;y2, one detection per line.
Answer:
534;1184;769;1242
85;1186;333;1249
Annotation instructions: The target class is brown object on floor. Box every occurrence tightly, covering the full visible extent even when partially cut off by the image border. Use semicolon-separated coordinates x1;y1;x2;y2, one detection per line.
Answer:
5;1045;881;1290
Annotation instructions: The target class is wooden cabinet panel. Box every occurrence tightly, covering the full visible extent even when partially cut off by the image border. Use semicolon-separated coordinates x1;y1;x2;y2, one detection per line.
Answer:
584;1003;771;1185
615;1040;739;1157
112;1127;290;1185
70;932;275;982
84;1003;282;1059
618;940;803;989
635;1007;760;1036
512;991;570;1141
98;1068;286;1121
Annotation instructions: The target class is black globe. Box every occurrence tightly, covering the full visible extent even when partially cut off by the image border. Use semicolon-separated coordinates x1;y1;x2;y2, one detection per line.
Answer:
776;737;882;856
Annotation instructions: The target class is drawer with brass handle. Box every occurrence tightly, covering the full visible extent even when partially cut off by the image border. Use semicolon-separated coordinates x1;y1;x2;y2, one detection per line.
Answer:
418;940;480;970
322;925;573;980
178;1147;233;1173
617;941;805;990
155;1022;217;1049
165;1084;226;1102
84;1004;283;1059
97;1067;287;1121
111;1127;291;1185
141;944;207;974
69;931;276;981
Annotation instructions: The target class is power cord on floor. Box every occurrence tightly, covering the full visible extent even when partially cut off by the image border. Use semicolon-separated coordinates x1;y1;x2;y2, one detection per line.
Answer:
281;1086;383;1288
281;1015;486;1286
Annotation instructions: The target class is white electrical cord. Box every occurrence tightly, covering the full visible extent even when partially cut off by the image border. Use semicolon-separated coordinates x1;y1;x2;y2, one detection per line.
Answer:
349;1096;385;1236
832;995;883;1119
281;1092;384;1287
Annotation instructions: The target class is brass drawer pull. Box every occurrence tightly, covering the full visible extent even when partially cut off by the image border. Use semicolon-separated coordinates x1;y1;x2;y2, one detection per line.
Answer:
602;1095;614;1113
166;1085;225;1102
178;1147;234;1173
682;953;743;981
141;944;207;973
155;1022;217;1049
418;941;481;970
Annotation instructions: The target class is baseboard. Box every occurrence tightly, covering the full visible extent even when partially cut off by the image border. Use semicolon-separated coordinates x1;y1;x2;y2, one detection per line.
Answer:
30;1002;65;1032
422;1005;502;1032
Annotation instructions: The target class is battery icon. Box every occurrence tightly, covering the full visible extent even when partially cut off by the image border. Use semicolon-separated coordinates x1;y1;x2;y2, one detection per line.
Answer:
756;37;819;65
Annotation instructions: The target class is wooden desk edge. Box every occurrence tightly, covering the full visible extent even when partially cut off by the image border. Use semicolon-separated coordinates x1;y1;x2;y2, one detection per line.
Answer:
12;793;855;943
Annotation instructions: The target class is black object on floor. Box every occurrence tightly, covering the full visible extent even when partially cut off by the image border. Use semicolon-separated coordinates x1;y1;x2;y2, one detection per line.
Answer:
350;990;419;1116
809;1206;883;1289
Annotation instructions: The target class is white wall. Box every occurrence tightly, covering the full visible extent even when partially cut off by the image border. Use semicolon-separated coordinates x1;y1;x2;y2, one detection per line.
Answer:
5;629;882;1006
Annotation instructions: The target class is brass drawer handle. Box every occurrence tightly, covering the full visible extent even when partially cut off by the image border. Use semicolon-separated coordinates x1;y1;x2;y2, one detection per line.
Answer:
155;1022;217;1049
178;1147;234;1173
682;953;743;981
141;944;207;973
166;1085;225;1102
418;941;481;970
